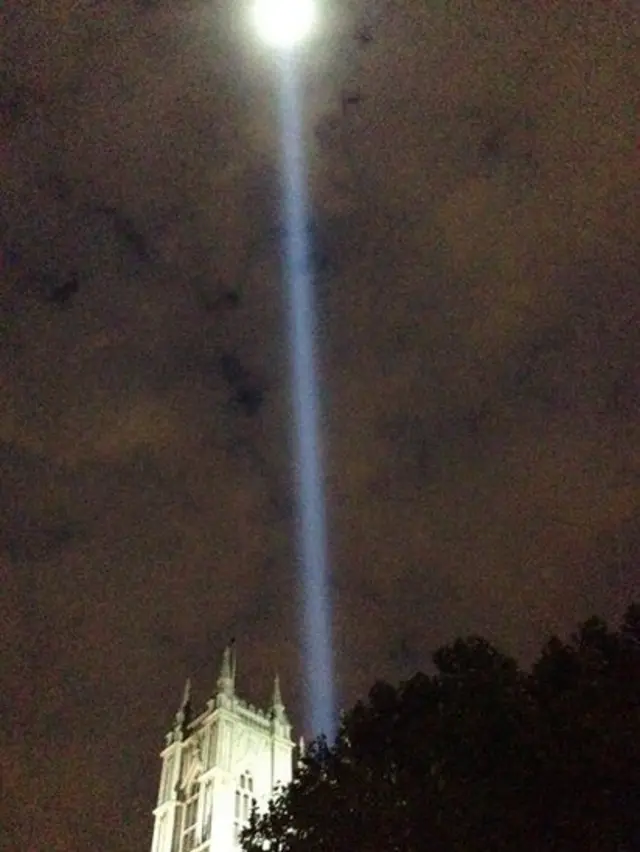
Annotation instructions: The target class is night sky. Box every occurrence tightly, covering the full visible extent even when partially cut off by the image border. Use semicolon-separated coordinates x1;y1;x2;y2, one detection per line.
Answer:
1;0;638;848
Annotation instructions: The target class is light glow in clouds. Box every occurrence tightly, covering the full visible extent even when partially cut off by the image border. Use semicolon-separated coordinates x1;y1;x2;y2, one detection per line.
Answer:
252;0;316;48
252;4;337;739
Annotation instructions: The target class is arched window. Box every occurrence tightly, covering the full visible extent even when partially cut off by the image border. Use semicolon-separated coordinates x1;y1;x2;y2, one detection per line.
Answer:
233;773;256;845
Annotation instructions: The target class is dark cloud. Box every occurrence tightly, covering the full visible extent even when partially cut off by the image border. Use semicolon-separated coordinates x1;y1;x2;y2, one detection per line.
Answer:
1;0;638;848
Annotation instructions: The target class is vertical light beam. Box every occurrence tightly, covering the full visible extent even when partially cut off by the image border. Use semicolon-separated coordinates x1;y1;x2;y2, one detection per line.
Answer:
277;51;336;741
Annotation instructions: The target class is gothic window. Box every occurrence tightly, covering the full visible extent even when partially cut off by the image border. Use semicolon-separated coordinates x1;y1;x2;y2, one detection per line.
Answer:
182;783;199;852
233;773;256;845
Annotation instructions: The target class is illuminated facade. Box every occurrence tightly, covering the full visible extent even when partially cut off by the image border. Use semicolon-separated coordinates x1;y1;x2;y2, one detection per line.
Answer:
150;646;294;852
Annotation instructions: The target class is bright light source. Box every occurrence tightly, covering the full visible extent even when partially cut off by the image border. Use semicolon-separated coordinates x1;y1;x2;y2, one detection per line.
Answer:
251;0;316;48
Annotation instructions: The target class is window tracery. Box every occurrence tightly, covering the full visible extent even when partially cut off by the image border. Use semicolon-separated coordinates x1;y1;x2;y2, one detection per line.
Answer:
233;772;255;845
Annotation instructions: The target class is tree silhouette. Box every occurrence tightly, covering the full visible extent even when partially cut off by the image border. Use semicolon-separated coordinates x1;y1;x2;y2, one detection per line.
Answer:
243;604;640;852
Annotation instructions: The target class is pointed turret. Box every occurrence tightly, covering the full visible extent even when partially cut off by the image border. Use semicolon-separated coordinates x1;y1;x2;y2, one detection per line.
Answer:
216;641;236;703
271;672;289;732
230;637;237;684
181;677;192;708
272;673;284;712
174;676;192;738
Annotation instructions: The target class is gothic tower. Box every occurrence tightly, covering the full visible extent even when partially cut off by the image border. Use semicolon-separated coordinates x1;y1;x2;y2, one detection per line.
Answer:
150;645;294;852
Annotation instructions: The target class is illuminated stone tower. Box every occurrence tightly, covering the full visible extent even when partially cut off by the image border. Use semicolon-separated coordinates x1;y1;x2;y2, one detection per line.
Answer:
150;645;294;852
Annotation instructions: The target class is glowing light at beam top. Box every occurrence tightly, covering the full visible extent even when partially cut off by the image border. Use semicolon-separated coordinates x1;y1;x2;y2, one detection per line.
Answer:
276;51;337;741
252;0;316;48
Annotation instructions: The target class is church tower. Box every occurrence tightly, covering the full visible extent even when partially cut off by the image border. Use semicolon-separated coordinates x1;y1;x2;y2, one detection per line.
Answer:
150;645;294;852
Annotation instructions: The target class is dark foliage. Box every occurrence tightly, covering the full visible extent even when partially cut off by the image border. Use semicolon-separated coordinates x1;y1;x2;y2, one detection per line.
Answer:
243;604;640;852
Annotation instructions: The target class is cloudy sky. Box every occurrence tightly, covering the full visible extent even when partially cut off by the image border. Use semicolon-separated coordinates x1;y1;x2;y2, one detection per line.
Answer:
1;0;638;848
